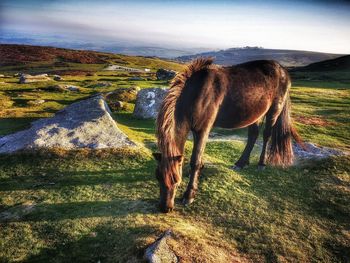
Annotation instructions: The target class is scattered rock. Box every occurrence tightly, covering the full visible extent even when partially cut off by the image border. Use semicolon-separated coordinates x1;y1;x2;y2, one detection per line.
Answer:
67;85;80;92
27;99;45;106
156;69;176;81
46;84;81;92
86;72;96;76
128;76;144;81
133;88;168;119
105;86;140;103
19;74;51;84
87;82;112;88
0;95;136;153
0;74;4;77
109;100;125;112
144;230;178;263
53;75;62;81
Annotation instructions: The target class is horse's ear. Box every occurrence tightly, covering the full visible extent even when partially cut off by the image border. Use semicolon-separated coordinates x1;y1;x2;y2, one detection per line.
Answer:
152;153;162;162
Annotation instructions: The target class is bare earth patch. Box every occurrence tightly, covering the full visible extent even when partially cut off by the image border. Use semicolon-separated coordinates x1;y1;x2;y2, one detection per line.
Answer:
294;115;334;126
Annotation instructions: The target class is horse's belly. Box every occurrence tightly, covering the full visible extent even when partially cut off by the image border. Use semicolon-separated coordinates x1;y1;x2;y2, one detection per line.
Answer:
214;95;271;129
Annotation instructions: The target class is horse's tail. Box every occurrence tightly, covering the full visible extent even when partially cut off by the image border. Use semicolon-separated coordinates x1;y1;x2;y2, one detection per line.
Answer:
268;95;304;167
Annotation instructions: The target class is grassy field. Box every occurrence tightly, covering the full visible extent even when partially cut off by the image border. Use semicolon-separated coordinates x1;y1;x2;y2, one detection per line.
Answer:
0;62;349;262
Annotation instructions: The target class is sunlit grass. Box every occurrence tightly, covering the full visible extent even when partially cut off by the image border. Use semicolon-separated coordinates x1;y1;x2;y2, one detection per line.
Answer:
0;66;349;262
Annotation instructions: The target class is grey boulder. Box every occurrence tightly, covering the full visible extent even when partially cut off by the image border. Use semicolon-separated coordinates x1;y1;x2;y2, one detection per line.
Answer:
133;88;168;119
0;95;135;153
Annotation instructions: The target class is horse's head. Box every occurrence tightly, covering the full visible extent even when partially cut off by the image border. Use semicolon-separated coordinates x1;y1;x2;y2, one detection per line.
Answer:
153;153;184;213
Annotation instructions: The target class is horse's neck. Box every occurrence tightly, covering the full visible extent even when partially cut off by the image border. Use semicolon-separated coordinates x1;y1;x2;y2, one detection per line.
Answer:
164;121;189;157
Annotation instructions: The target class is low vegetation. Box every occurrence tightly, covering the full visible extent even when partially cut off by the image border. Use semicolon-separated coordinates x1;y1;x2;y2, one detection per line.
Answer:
0;48;349;262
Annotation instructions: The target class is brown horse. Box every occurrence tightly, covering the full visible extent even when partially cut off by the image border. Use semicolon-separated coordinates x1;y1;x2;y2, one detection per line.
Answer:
153;58;302;213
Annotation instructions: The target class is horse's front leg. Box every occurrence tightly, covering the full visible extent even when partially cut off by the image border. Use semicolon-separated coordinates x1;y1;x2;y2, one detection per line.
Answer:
182;130;209;205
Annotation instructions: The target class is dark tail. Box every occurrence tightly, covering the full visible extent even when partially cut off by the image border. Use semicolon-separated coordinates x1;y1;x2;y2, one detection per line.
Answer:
268;96;304;167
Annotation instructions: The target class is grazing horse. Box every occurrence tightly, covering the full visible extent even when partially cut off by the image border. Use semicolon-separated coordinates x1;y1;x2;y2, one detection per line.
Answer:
153;58;302;213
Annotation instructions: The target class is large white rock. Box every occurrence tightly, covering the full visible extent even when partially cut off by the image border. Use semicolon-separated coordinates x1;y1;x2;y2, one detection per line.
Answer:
0;95;135;153
133;88;168;119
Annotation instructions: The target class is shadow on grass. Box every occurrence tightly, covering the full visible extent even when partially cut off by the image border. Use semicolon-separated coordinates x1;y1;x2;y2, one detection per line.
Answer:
2;198;159;223
24;223;157;262
189;154;350;262
0;117;38;135
0;166;155;191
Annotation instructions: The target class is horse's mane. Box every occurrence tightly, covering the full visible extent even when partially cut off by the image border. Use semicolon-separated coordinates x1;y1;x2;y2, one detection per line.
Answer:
156;57;214;159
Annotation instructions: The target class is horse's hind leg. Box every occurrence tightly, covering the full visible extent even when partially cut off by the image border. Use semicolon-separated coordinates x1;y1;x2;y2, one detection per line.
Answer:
233;122;259;170
258;106;278;169
182;129;210;205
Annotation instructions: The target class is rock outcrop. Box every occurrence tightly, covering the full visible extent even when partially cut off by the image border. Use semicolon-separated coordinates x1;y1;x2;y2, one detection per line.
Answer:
133;88;168;119
156;69;176;81
0;95;135;153
19;74;51;84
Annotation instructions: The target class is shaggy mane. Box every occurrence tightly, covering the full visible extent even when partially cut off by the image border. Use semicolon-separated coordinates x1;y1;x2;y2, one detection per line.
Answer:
156;57;214;158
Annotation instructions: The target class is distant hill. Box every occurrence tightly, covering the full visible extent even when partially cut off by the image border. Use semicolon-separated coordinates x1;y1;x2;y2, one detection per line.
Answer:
177;47;344;67
289;55;350;83
0;44;110;66
294;55;350;72
0;44;184;74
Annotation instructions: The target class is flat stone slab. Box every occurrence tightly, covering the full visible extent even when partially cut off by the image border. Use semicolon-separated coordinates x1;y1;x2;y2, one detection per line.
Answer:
0;95;135;153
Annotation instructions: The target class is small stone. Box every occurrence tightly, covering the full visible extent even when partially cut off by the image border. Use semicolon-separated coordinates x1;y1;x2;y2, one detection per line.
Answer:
144;230;178;263
67;85;80;92
27;99;45;106
128;76;144;81
53;75;62;81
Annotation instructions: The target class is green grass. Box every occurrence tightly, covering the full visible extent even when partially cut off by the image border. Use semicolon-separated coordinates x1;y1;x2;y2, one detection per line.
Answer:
0;66;349;262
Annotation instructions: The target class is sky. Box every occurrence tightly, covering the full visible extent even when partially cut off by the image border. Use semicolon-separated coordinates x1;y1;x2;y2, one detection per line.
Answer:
0;0;350;54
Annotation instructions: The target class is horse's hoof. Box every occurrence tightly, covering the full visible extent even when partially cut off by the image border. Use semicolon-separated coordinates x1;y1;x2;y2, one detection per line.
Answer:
182;197;194;206
258;165;266;171
232;165;243;171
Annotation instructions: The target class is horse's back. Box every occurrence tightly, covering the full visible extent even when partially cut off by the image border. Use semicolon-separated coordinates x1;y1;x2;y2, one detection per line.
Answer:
215;60;289;128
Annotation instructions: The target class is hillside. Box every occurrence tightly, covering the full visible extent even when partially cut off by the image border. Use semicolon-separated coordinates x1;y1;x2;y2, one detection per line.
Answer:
295;55;350;72
0;44;184;74
289;55;350;83
177;47;344;67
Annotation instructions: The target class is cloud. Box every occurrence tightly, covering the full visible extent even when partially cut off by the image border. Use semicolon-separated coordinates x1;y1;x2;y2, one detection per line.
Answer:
1;0;350;53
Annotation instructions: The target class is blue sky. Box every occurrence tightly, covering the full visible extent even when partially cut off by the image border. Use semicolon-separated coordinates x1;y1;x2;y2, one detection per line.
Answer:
1;0;350;53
